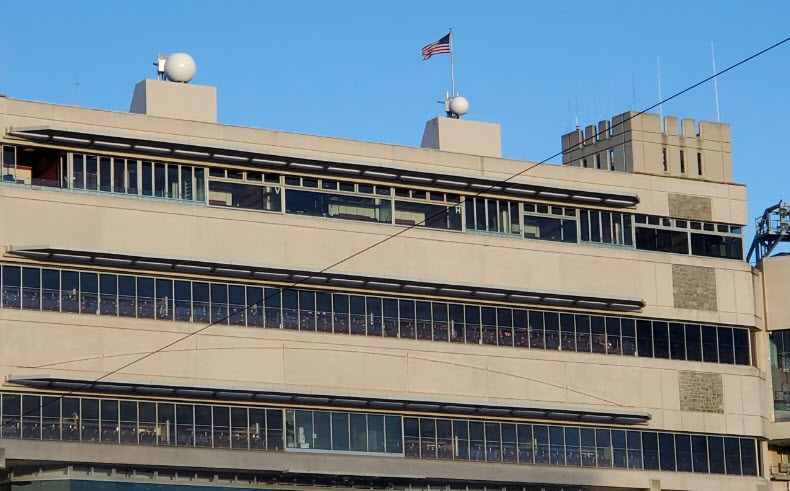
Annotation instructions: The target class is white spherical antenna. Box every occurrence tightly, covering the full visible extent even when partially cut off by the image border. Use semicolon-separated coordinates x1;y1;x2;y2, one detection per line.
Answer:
164;53;197;83
449;96;469;117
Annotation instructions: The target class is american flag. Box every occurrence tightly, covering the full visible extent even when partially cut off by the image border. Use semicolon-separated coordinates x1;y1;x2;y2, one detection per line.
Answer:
421;33;451;60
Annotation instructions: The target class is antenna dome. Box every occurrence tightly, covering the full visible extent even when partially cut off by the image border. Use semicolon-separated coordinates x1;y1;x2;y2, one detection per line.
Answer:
449;96;469;117
164;53;196;83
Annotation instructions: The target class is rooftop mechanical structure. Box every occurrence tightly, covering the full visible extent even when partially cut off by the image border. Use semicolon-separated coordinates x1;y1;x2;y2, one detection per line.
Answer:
747;201;790;263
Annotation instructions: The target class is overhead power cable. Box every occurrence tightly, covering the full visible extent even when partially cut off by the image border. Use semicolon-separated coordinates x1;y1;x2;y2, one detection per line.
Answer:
3;34;790;430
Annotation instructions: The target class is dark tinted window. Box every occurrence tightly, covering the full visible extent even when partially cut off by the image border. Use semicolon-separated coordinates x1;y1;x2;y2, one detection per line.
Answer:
733;329;750;365
653;322;669;359
636;320;653;357
690;233;743;260
635;227;689;254
685;324;702;361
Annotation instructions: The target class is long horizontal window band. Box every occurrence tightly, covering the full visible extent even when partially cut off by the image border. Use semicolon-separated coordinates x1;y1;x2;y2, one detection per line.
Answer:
6;376;652;424
0;391;759;477
279;176;741;260
0;144;744;261
634;214;744;260
0;257;751;367
5;247;645;312
6;126;640;207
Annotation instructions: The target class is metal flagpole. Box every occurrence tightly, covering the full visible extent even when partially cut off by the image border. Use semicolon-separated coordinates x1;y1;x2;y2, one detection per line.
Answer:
711;41;721;122
449;28;455;97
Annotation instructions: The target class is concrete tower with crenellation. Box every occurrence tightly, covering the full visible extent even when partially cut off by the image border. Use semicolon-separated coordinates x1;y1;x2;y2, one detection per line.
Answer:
561;111;733;183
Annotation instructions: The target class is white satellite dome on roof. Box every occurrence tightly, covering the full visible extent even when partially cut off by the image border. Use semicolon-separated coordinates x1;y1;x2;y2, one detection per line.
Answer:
164;53;197;83
449;96;469;117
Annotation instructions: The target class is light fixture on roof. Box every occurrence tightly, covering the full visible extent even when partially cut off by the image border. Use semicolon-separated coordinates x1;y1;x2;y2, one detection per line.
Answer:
367;281;400;289
94;140;132;150
605;198;637;206
435;179;467;187
506;187;537;195
289;162;324;170
539;191;570;199
134;145;170;154
571;194;603;203
174;149;210;158
251;158;287;166
363;170;398;179
52;136;90;145
400;175;433;183
326;166;360;174
213;153;248;162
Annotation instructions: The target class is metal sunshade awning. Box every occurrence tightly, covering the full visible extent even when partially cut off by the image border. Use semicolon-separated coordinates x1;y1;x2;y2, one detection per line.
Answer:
6;126;640;208
6;246;646;312
5;374;652;425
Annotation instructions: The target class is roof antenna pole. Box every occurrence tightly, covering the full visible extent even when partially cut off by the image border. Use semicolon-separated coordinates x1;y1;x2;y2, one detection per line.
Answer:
657;57;663;128
449;28;455;98
568;100;573;132
711;41;721;122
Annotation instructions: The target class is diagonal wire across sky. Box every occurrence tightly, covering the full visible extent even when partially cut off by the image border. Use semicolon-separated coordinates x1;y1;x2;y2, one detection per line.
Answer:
2;33;790;431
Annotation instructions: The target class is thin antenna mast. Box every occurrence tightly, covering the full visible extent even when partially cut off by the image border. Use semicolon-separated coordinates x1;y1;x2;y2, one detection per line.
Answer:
657;57;663;124
711;41;721;122
568;100;573;132
449;28;455;97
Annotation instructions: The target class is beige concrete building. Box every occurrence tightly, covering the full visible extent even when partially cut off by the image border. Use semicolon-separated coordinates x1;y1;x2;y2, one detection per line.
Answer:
0;72;784;491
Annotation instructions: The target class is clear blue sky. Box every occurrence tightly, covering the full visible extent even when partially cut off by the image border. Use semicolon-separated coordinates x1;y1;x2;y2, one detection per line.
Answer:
2;1;789;241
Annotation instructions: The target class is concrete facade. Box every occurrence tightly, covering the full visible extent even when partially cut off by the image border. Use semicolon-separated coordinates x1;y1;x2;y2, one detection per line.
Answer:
0;81;781;491
561;112;733;183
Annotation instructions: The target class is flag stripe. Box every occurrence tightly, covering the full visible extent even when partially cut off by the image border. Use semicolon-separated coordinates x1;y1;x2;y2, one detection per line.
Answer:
421;33;451;60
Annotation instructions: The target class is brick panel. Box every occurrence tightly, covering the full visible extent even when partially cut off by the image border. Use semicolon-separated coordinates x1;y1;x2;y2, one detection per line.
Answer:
668;194;713;221
679;371;724;413
672;264;718;311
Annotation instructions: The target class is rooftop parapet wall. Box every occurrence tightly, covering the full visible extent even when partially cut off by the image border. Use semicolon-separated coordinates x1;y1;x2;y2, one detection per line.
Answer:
0;98;744;199
561;111;733;183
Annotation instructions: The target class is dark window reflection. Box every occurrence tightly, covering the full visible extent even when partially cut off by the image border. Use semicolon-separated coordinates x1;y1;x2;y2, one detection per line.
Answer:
286;189;389;223
210;181;281;211
394;200;460;230
635;227;689;254
691;233;743;260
